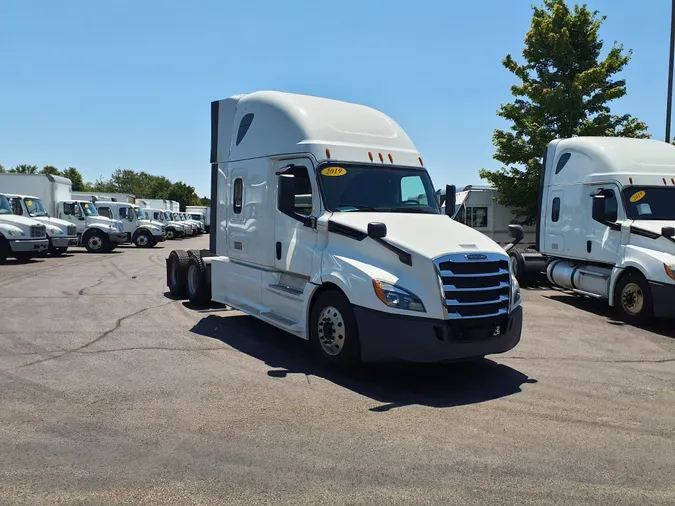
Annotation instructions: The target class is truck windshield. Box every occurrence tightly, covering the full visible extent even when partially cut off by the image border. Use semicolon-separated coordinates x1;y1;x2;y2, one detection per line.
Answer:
319;164;440;214
24;198;48;217
623;187;675;220
134;207;148;220
190;214;202;221
164;211;173;221
0;195;12;215
80;202;99;216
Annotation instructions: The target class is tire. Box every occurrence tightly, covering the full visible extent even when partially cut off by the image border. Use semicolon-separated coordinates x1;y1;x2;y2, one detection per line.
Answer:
187;249;201;259
309;290;361;368
613;270;654;325
166;228;176;240
509;249;525;285
134;230;153;248
0;237;8;264
167;249;189;297
186;255;211;306
48;241;67;256
13;252;35;263
83;230;108;253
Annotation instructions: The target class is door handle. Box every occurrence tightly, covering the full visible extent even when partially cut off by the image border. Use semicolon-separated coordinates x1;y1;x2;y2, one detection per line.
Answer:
587;240;592;253
276;241;282;260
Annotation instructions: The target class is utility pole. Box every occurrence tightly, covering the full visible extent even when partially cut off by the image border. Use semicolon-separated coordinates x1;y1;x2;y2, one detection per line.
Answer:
666;0;675;143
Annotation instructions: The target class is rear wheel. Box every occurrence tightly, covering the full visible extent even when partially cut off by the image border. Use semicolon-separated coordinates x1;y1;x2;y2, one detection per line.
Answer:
167;249;189;297
309;290;361;368
84;230;108;253
613;270;654;325
186;254;211;306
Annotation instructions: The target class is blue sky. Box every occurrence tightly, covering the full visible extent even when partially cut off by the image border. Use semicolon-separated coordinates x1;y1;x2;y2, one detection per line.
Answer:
0;0;671;197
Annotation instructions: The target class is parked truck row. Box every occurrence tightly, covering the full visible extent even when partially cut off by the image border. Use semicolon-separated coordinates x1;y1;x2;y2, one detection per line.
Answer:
0;174;207;263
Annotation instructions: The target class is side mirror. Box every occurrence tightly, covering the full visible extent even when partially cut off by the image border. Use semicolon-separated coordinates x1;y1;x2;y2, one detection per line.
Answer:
367;222;387;239
508;224;524;242
444;185;456;217
278;174;296;215
662;226;675;238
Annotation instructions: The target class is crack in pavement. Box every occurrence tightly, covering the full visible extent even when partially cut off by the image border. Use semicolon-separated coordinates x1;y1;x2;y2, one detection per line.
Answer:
16;300;177;369
77;276;106;296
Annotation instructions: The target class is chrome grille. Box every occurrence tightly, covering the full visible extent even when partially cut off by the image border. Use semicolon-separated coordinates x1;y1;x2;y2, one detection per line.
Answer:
67;225;77;236
30;225;46;238
435;252;511;319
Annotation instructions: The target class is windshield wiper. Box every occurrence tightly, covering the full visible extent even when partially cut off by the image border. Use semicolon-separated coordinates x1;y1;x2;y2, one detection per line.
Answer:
335;205;378;212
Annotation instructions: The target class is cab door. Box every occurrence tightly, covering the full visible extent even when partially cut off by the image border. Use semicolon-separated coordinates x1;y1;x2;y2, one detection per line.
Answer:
586;184;623;265
261;158;320;327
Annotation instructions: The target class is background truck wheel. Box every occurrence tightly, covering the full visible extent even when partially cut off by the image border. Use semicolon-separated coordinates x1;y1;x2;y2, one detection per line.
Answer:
309;290;361;368
508;249;525;285
134;230;153;248
83;230;108;253
0;237;9;263
167;250;189;297
186;255;211;306
613;270;654;325
48;242;67;256
166;228;176;240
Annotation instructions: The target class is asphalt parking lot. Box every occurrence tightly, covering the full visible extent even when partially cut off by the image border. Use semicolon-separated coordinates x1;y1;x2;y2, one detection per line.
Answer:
1;237;674;505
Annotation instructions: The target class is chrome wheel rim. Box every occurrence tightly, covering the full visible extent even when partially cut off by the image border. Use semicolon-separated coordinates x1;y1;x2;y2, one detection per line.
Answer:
187;263;199;296
137;234;149;246
621;282;644;315
167;230;174;239
317;305;345;356
89;236;102;250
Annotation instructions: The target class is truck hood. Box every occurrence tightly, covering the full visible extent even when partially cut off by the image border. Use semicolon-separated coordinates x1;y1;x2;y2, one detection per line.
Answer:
0;214;41;227
34;216;72;228
329;212;507;259
631;220;675;237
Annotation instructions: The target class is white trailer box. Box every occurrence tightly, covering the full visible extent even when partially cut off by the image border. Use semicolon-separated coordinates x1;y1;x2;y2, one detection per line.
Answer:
136;198;171;210
72;191;135;203
186;205;211;233
166;91;526;366
0;174;125;253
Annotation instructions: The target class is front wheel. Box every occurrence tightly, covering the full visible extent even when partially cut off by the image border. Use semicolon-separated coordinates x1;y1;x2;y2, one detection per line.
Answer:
48;242;67;256
309;290;361;368
134;230;152;248
166;228;176;240
613;270;654;325
84;230;108;253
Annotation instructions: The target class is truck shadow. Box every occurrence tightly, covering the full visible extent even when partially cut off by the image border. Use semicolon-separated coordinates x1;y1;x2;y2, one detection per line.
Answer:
546;293;675;339
189;314;537;412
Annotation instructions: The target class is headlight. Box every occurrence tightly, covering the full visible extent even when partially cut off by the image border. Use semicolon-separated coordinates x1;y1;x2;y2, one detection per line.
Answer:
372;280;426;312
510;272;522;310
665;264;675;282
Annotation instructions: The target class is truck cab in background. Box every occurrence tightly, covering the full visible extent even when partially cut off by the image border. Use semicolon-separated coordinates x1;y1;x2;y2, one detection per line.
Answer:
167;90;524;366
172;212;197;236
186;205;211;233
534;137;675;324
146;208;186;240
94;201;166;247
0;193;48;262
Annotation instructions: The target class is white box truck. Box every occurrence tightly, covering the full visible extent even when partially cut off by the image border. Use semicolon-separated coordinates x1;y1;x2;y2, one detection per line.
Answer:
73;191;135;203
0;193;48;262
165;91;525;366
186;205;211;233
0;174;126;253
516;136;675;324
87;200;166;247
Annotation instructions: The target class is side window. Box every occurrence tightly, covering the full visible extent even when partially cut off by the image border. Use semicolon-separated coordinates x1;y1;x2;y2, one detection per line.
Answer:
468;207;488;228
119;207;128;219
233;178;243;214
63;203;75;216
555;153;571;175
9;198;22;215
605;192;618;222
400;176;428;205
288;165;312;216
551;197;560;222
98;206;111;219
236;113;254;146
455;206;466;224
592;188;618;224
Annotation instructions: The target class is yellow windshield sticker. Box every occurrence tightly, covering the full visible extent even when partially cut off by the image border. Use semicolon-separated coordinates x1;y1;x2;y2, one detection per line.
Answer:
83;203;89;208
25;200;33;207
630;190;646;203
321;167;347;177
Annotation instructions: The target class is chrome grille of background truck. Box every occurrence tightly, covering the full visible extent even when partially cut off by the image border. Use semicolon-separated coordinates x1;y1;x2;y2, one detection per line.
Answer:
435;252;511;319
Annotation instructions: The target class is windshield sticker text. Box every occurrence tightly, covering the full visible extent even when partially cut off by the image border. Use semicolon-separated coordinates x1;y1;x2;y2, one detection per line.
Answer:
630;190;646;203
321;167;347;177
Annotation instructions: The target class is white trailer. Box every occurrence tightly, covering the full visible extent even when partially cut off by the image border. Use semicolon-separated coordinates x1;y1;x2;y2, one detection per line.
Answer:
520;136;675;324
72;191;135;203
136;198;171;210
0;174;125;253
165;90;525;366
186;205;211;233
0;193;48;262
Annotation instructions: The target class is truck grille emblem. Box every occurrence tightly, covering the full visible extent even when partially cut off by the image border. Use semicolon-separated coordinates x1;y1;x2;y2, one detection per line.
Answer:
465;253;488;261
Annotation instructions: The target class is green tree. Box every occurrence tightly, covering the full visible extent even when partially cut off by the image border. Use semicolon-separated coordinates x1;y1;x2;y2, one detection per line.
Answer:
0;164;5;173
9;164;39;174
478;0;649;224
62;167;87;191
41;165;61;176
199;196;211;206
167;181;200;211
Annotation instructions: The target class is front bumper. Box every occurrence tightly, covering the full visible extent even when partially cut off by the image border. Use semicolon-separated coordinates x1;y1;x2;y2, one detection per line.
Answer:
51;236;78;248
10;239;48;253
353;305;523;363
154;235;166;242
649;281;675;319
108;232;126;244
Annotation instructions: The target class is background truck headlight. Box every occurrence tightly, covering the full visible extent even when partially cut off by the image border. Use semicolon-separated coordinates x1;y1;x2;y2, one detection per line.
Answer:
665;263;675;282
372;280;426;312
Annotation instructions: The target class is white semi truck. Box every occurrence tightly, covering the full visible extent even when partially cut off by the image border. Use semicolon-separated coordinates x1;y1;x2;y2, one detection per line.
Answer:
513;136;675;324
186;205;211;233
165;90;525;366
0;193;48;262
5;194;78;255
0;174;126;253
